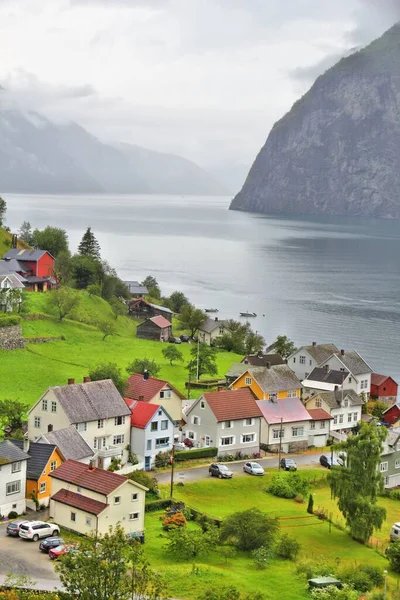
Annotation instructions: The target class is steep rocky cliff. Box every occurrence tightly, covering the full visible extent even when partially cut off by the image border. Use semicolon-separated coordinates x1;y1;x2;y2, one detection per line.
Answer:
230;24;400;218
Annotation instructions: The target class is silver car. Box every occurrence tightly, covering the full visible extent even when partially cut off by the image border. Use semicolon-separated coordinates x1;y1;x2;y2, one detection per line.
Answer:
243;461;264;476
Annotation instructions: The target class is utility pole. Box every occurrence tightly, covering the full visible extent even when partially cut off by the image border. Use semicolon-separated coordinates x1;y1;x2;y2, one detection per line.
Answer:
196;336;200;382
278;417;283;470
169;443;175;498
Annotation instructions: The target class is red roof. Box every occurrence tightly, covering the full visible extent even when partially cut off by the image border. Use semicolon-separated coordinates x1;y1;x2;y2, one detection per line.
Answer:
125;373;184;402
371;373;390;386
202;388;262;422
130;401;160;428
51;488;108;515
149;315;171;329
308;408;333;421
49;459;127;495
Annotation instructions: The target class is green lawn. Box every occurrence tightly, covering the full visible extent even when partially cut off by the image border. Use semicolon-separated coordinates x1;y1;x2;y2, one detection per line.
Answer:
0;291;241;404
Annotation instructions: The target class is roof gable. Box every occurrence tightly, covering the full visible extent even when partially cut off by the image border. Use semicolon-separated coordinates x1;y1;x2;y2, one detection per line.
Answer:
49;459;130;495
199;317;227;334
148;315;171;328
200;388;262;422
129;401;161;428
311;389;363;409
248;365;302;393
371;373;397;387
291;343;339;364
305;367;349;385
11;441;57;480
38;426;94;461
125;373;184;402
307;408;333;421
0;440;30;465
325;351;373;376
3;248;54;262
256;398;311;424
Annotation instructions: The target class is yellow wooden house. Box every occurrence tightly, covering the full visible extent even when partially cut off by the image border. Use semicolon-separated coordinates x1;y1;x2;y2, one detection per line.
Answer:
230;364;302;401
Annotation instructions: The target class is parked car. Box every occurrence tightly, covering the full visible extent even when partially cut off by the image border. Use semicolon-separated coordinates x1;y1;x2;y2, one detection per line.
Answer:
319;455;340;469
39;536;65;553
209;463;233;479
280;458;297;471
49;544;75;560
243;461;264;475
168;336;182;344
180;335;190;342
6;519;30;537
19;521;60;542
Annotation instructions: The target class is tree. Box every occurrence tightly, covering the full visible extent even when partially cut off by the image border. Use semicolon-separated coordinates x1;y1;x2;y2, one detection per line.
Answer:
219;508;279;551
89;363;126;396
0;197;6;227
127;470;158;494
45;287;80;321
167;526;218;559
244;330;265;355
56;524;166;600
126;358;160;378
162;346;184;365
109;297;126;319
102;274;130;301
98;319;117;341
18;221;34;245
187;343;218;380
54;250;72;286
307;494;314;515
386;540;400;573
78;227;101;260
32;226;69;258
216;320;265;355
0;399;29;430
165;291;189;313
371;401;387;420
328;421;387;543
87;283;102;297
70;254;103;289
141;276;161;299
268;335;296;359
179;304;206;338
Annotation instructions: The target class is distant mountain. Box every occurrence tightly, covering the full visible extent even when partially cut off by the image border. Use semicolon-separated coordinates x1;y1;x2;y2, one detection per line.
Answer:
0;106;226;195
230;24;400;219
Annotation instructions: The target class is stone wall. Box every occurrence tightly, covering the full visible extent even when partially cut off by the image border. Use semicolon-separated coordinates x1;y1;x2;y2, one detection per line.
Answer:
0;325;24;350
288;440;308;453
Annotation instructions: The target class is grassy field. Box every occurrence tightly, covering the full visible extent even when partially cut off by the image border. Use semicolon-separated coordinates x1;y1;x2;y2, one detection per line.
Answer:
0;291;241;404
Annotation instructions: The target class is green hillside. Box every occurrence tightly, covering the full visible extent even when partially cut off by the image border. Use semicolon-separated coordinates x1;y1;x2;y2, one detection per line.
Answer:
0;226;29;256
0;291;241;405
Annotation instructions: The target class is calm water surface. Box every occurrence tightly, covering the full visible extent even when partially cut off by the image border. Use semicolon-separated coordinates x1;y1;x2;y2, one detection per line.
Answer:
5;194;400;383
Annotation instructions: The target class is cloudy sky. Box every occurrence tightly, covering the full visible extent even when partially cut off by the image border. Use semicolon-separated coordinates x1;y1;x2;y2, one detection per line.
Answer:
1;0;399;172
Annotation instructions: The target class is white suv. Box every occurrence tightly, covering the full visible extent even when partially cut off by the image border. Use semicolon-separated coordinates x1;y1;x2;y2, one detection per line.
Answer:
19;521;60;541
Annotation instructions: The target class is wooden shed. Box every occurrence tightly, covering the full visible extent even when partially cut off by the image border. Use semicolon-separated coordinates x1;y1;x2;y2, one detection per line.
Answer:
136;316;172;342
129;298;173;322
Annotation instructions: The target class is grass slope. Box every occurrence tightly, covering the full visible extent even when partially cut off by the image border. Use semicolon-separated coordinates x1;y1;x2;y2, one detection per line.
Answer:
0;227;29;256
0;291;241;404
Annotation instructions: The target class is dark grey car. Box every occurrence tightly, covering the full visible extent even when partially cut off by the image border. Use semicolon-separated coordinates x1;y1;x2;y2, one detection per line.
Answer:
6;519;30;537
39;536;65;553
209;463;233;479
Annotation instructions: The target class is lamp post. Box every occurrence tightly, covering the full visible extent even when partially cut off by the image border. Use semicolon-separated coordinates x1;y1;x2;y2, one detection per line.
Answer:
277;417;283;471
169;443;175;498
383;569;388;599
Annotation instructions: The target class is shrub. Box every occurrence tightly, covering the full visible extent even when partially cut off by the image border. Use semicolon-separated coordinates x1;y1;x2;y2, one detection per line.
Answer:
338;566;374;593
358;564;384;587
145;499;172;513
127;469;158;493
307;493;314;514
220;508;279;551
162;511;187;530
275;534;301;560
154;450;172;468
251;546;273;569
295;558;334;580
386;540;400;572
0;316;21;328
266;472;310;499
7;511;18;519
175;447;217;462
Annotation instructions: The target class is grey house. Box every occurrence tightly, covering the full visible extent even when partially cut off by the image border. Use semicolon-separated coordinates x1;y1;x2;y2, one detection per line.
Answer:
182;388;262;456
380;431;400;489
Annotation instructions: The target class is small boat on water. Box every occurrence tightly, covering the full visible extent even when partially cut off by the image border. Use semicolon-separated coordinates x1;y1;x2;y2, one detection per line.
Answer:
205;308;219;313
240;311;257;318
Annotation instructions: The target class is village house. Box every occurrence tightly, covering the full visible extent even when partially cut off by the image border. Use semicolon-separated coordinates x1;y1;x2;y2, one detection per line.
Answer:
231;364;303;401
0;440;30;516
49;459;147;536
381;404;400;427
256;398;314;453
319;349;373;396
129;298;173;322
35;426;94;463
128;402;175;470
125;372;185;424
0;272;24;311
136;315;172;342
11;440;63;508
2;248;55;292
370;373;398;405
241;351;285;368
288;342;339;381
182;388;262;456
124;281;149;297
198;316;227;345
380;431;400;489
28;378;131;470
302;366;352;395
307;409;334;448
303;389;363;439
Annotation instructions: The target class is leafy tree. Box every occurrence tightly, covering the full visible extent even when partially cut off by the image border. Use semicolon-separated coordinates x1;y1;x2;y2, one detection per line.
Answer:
328;421;387;543
371;401;387;420
0;197;6;227
219;546;237;563
275;534;300;560
251;546;273;569
45;287;80;321
54;250;72;286
165;291;189;313
269;335;297;359
56;523;166;600
18;221;34;245
97;319;117;341
102;274;130;301
198;588;264;600
386;540;400;572
216;320;265;354
167;526;218;559
127;470;158;494
126;358;160;378
244;330;265;355
219;508;279;551
162;346;184;365
87;283;102;297
32;226;69;258
179;304;206;338
109;297;126;319
187;343;218;380
89;362;126;396
78;227;101;260
0;399;29;429
70;254;103;289
0;288;22;312
141;276;161;299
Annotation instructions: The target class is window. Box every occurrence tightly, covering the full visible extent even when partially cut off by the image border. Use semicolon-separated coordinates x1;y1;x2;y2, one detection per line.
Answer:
156;437;169;448
75;422;87;432
129;512;139;520
380;462;388;472
220;436;234;446
241;433;255;443
94;438;97;449
50;460;57;472
113;434;125;445
192;416;200;425
161;420;168;430
244;418;254;426
160;390;172;399
245;377;252;385
132;493;138;502
384;476;389;486
310;421;315;430
292;427;304;437
315;399;322;408
272;429;284;439
288;390;297;398
293;357;296;363
11;462;21;473
42;399;48;411
98;419;104;429
333;415;338;425
360;379;368;390
151;422;158;432
348;413;352;423
340;367;346;372
40;482;46;494
77;486;82;492
309;359;312;366
71;512;76;522
353;412;358;422
205;435;211;446
187;431;195;440
114;496;121;505
395;459;400;469
51;401;57;413
86;517;92;527
34;416;41;428
6;481;21;496
200;400;205;409
339;414;344;424
320;421;326;429
299;355;306;364
114;416;125;426
146;439;152;450
348;377;352;383
223;420;232;429
344;398;349;408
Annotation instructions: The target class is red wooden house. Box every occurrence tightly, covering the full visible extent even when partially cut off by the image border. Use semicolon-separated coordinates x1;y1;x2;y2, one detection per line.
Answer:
2;249;55;292
370;373;398;405
381;403;400;426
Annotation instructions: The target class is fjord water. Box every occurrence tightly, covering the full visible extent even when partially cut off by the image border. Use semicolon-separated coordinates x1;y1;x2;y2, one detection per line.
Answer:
6;193;400;383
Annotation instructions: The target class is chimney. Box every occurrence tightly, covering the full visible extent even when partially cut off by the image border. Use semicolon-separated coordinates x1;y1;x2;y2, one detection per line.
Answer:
218;386;224;392
139;395;144;401
340;349;345;356
266;362;271;369
257;351;263;358
244;358;249;364
83;376;91;383
312;341;317;346
67;378;75;385
23;436;30;453
88;460;95;471
324;365;329;373
214;316;218;322
334;385;339;391
143;370;149;381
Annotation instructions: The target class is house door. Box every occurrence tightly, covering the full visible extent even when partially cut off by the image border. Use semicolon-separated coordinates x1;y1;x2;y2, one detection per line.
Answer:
145;456;151;471
205;436;211;447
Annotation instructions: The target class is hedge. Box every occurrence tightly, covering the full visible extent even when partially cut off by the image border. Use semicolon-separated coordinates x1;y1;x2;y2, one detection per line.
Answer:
145;499;173;512
0;315;21;328
174;447;218;462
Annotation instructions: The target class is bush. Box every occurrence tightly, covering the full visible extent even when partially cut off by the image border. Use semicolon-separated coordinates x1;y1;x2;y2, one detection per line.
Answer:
127;469;158;493
7;511;18;519
307;494;314;514
338;566;374;593
145;499;172;513
162;511;187;530
0;316;21;328
251;546;273;569
220;508;279;551
266;472;310;499
175;447;218;462
154;450;172;468
358;564;384;587
386;540;400;572
295;558;334;580
275;534;301;560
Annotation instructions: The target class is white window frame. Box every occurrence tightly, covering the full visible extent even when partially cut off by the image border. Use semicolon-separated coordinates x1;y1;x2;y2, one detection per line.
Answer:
76;422;87;432
34;416;41;428
320;421;326;429
395;459;400;469
200;400;205;409
71;512;76;522
348;413;352;423
129;512;139;520
353;412;358;422
85;517;92;527
114;496;121;505
339;414;344;424
151;422;158;432
315;399;322;408
245;377;252;386
241;433;256;443
51;401;57;413
287;390;297;398
272;428;284;440
40;482;46;494
310;421;315;430
187;431;195;440
292;427;304;438
113;434;125;445
97;419;104;429
205;435;211;447
132;493;138;502
220;436;235;446
114;416;125;426
299;355;306;365
42;399;48;411
333;415;338;425
243;418;254;426
155;437;170;449
146;439;152;450
192;416;200;425
50;460;57;472
380;462;388;472
222;420;232;429
11;461;21;473
6;481;21;495
161;420;168;430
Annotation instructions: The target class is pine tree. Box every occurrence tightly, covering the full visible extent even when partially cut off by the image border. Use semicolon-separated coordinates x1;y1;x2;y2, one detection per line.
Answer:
307;493;314;514
78;227;101;260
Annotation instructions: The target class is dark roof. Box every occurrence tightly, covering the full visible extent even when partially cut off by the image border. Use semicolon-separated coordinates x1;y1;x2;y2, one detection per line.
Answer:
308;409;333;421
48;379;131;423
306;367;349;385
0;273;26;288
37;426;94;461
49;459;131;495
313;389;363;409
0;440;30;465
249;365;303;393
51;489;108;515
241;353;285;367
11;441;57;480
3;248;54;261
296;343;339;363
148;302;172;314
124;281;149;295
0;258;28;273
125;373;185;402
257;398;311;424
199;317;227;334
25;276;53;283
200;388;262;422
331;350;373;376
